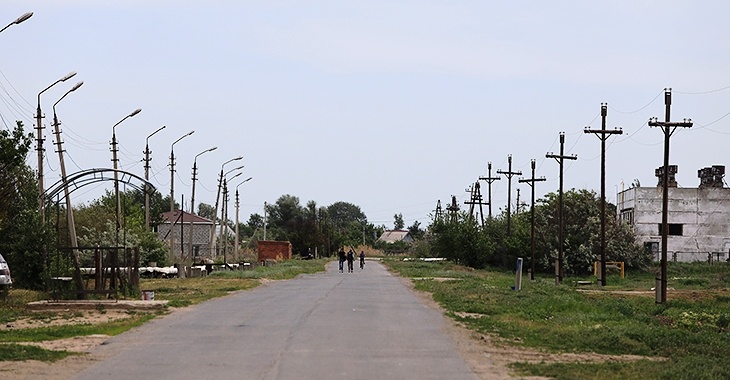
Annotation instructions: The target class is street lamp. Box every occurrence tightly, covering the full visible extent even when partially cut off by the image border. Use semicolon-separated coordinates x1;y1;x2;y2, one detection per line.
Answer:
222;170;243;266
210;156;243;257
52;80;84;293
235;177;253;260
0;12;33;34
168;130;194;261
111;108;142;247
144;125;166;229
188;146;217;261
36;71;76;225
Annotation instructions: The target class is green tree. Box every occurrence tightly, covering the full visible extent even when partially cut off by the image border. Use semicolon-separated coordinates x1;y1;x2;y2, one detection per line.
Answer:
197;202;216;220
0;122;48;289
394;213;404;230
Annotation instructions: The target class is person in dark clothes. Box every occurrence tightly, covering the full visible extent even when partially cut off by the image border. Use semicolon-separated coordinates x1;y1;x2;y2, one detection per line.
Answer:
359;251;365;269
338;248;346;273
346;249;355;273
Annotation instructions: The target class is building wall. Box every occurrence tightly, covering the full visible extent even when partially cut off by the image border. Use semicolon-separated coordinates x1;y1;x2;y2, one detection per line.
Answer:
617;187;730;262
257;241;292;262
157;223;214;261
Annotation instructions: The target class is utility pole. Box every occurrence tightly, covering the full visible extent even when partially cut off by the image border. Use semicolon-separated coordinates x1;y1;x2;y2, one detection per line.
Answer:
433;200;443;222
144;126;165;230
497;155;522;236
519;159;546;281
446;195;460;223
649;88;692;304
264;201;268;241
585;104;623;287
546;133;577;284
51;81;84;295
479;162;501;219
464;181;487;226
36;72;77;225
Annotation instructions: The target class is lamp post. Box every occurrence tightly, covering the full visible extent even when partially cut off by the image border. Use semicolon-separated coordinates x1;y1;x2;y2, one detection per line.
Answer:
0;11;33;34
111;108;142;248
169;130;194;261
144;125;166;229
210;156;243;257
222;170;243;266
52;80;84;294
188;146;217;262
235;177;253;261
36;71;77;225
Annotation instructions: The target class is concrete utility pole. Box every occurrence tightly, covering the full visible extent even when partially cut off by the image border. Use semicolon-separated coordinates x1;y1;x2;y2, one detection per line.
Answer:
546;133;577;284
222;171;242;266
497;155;522;236
263;201;268;241
188;147;217;262
111;108;142;248
648;88;692;304
584;104;623;287
36;71;77;225
51;81;84;295
519;160;546;281
169;131;194;261
144;125;166;229
479;162;501;219
235;177;253;261
210;157;243;257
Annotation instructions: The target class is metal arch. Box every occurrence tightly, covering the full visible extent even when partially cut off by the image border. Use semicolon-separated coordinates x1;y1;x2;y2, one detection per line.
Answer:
44;168;157;205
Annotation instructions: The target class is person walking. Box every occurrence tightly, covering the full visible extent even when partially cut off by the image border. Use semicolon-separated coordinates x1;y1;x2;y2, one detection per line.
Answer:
338;248;346;273
346;249;355;273
359;251;365;269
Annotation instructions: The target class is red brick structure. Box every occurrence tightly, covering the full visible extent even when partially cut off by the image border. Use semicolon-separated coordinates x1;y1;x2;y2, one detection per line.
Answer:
257;241;292;262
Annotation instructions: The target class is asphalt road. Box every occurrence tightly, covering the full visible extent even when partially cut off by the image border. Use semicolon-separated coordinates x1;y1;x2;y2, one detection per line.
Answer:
73;260;481;380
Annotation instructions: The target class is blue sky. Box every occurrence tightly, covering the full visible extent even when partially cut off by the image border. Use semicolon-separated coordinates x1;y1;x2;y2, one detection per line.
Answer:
2;1;729;229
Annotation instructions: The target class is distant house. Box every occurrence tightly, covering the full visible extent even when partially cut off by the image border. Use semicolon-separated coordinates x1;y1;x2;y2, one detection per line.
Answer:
377;230;414;244
158;210;215;260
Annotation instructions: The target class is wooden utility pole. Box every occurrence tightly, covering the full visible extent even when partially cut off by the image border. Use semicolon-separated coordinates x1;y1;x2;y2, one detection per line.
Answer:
519;159;545;281
433;200;443;222
546;133;577;284
497;155;522;236
584;104;623;287
446;195;460;223
464;181;487;226
479;162;501;219
648;88;692;304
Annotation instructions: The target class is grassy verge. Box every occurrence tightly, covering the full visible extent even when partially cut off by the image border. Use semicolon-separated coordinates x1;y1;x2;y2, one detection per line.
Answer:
0;343;77;362
384;259;730;380
0;258;328;362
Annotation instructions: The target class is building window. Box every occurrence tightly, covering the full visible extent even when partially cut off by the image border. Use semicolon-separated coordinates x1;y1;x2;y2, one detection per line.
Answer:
620;209;634;225
658;223;683;236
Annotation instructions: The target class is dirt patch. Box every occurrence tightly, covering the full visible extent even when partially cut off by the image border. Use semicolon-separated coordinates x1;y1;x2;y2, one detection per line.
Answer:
0;308;159;380
1;309;134;331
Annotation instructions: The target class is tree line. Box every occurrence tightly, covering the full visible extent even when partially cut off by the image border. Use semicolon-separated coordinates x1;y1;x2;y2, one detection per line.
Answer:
0;121;647;289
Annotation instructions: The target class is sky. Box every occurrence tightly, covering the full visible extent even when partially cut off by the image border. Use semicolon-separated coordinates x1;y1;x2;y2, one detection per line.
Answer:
2;1;730;230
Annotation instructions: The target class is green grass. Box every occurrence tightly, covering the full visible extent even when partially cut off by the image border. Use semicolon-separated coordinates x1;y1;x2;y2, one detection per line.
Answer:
0;313;156;342
209;258;328;280
384;259;730;380
0;343;77;362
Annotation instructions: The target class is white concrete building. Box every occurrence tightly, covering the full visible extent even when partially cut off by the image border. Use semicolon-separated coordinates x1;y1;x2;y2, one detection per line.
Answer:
617;165;730;262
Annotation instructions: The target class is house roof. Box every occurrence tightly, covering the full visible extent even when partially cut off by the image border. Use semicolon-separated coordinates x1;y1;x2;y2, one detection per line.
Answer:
161;210;213;224
377;230;412;243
